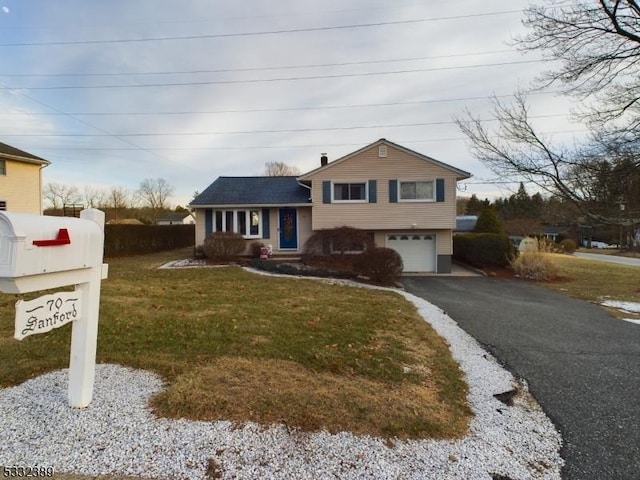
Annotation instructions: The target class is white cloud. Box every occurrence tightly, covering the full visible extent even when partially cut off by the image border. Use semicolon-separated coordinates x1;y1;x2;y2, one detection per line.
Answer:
2;6;9;14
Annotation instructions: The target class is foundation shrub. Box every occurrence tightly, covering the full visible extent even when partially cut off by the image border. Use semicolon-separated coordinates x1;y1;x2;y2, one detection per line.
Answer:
354;247;404;286
510;251;559;281
453;233;513;268
202;231;246;261
302;227;375;270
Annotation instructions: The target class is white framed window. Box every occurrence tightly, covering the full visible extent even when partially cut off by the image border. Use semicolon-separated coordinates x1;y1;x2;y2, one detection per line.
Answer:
398;180;435;202
214;209;261;238
332;182;367;202
0;201;6;210
0;160;5;175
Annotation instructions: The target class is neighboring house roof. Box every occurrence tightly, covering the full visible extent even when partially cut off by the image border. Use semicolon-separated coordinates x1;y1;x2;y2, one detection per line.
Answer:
298;138;471;181
0;141;50;166
190;176;310;207
157;212;193;222
106;218;144;225
456;215;478;232
538;226;570;235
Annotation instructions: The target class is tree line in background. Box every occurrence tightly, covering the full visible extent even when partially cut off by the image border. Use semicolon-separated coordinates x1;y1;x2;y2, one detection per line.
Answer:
43;162;300;223
43;178;182;224
459;182;638;247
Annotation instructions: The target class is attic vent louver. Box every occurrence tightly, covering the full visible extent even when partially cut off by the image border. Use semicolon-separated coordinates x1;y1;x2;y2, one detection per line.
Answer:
378;145;387;158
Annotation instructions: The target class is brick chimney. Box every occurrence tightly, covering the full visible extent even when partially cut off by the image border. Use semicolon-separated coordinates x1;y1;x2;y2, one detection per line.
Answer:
320;153;328;167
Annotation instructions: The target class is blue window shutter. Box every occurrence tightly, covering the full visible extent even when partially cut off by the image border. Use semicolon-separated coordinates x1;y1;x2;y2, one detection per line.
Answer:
368;180;377;203
436;178;445;202
205;209;213;235
389;180;398;203
322;181;331;204
262;208;270;239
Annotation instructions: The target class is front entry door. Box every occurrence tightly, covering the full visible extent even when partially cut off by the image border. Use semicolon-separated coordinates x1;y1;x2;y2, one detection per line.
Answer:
279;208;298;249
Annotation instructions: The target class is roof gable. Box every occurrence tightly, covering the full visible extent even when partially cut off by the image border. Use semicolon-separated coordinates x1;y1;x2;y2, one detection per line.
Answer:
190;176;310;207
299;138;470;180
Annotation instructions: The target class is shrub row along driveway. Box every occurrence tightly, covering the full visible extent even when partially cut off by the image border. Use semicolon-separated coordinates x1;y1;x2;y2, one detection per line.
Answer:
402;277;640;480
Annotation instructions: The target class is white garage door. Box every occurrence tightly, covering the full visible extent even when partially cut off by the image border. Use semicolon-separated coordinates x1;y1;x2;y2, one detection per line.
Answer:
387;234;436;272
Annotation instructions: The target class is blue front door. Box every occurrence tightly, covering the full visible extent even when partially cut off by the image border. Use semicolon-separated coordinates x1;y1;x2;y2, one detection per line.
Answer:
279;208;298;249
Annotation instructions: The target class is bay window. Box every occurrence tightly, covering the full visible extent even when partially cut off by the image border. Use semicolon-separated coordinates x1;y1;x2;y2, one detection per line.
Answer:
214;209;262;238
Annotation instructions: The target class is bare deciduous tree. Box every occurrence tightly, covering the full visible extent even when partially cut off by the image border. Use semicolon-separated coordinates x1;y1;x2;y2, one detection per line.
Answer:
43;182;80;209
264;161;301;176
517;0;640;134
83;186;106;208
456;93;638;226
138;178;174;210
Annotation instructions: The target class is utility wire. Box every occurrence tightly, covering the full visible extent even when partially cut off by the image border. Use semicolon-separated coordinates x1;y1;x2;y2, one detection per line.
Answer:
1;120;582;138
0;81;170;161
0;49;516;77
0;91;563;116
0;60;544;90
0;10;524;47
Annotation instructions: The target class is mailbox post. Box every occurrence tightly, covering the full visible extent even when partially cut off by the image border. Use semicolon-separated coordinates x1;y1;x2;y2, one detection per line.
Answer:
0;208;108;408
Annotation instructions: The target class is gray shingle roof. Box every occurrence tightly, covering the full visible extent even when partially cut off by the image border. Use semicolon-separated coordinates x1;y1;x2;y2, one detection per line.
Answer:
190;176;310;206
0;141;49;164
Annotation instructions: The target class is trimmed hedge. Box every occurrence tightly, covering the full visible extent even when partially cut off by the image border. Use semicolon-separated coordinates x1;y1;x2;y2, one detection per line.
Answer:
104;224;194;257
453;233;513;268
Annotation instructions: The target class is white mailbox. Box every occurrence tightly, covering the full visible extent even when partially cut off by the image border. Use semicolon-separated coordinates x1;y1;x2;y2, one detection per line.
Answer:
0;209;107;408
0;212;104;294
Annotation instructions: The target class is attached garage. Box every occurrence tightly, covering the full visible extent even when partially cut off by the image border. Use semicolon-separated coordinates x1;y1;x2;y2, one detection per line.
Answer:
386;234;436;272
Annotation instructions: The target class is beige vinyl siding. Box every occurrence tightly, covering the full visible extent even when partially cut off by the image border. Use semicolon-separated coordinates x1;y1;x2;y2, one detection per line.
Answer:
194;209;207;245
0;159;43;214
306;144;458;231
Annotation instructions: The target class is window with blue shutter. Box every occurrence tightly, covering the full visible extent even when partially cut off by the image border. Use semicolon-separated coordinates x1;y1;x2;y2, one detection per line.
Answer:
322;181;331;204
205;209;213;235
436;178;445;202
389;179;398;203
368;180;377;203
262;208;270;238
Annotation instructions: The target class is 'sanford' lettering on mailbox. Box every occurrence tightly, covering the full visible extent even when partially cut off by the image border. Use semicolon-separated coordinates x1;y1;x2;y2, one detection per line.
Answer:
14;292;81;340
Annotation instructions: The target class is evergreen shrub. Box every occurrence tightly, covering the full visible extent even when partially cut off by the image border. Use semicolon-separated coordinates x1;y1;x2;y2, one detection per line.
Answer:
454;233;513;268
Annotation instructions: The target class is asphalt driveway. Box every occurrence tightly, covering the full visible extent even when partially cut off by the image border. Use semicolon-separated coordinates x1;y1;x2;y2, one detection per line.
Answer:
402;276;640;480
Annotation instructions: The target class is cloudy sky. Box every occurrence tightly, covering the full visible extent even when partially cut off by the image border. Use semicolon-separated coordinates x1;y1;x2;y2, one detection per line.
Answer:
0;0;586;208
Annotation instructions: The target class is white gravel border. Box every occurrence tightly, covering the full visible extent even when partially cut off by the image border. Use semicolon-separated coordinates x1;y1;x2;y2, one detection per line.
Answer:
0;268;563;479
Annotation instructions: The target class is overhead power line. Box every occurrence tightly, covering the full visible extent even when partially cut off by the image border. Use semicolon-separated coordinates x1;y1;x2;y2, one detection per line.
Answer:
0;49;516;77
17;129;590;152
0;60;544;90
0;10;523;47
0;115;575;138
0;91;562;116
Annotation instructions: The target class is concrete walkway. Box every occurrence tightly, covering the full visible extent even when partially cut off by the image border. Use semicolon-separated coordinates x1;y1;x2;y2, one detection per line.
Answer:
402;276;640;480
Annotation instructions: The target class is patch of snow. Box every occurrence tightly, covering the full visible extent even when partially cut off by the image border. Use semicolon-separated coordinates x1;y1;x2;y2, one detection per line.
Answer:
601;300;640;314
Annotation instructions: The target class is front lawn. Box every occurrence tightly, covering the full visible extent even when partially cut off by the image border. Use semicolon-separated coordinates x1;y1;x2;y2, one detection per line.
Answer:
0;249;471;440
539;253;640;319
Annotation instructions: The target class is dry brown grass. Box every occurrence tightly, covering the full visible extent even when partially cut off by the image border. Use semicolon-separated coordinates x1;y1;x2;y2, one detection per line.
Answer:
510;251;560;281
1;248;471;440
538;254;640;319
152;355;467;440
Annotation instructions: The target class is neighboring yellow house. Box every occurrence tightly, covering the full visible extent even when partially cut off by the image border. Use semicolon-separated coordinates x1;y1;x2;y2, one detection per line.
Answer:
0;142;50;214
190;139;471;273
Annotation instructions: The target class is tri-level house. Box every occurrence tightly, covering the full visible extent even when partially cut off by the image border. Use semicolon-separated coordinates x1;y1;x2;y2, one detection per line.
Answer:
190;139;471;273
0;142;50;214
